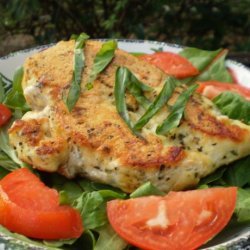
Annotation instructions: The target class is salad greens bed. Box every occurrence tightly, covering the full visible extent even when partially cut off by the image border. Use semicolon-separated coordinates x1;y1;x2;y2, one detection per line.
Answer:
1;37;250;250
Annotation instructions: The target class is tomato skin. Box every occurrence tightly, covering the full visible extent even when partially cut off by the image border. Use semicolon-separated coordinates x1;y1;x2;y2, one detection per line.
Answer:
140;52;199;79
0;168;83;240
0;104;12;127
197;81;250;101
107;187;237;250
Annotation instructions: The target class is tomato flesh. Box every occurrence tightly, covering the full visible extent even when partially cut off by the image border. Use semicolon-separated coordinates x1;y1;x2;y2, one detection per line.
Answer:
197;81;250;101
107;187;237;250
140;52;199;79
0;104;12;127
0;168;83;240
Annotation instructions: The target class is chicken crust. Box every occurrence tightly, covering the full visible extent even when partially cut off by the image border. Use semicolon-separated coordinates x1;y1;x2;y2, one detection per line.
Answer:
8;40;250;192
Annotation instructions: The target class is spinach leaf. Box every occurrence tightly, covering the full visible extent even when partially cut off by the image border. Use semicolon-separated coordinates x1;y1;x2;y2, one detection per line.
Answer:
66;33;89;111
43;239;76;248
130;181;164;198
199;167;227;186
134;77;177;130
0;73;12;102
79;230;96;250
0;165;10;179
156;84;198;134
213;91;250;125
94;225;127;250
0;77;5;103
88;40;117;88
223;156;250;187
0;150;19;172
197;50;233;82
0;225;59;250
59;181;83;205
73;190;126;230
0;123;23;168
3;67;29;111
180;47;221;71
74;191;107;230
235;188;250;223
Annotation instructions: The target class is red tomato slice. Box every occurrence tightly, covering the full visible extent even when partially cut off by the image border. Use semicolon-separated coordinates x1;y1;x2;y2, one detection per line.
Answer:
197;81;250;101
140;52;199;79
0;168;83;240
107;187;237;250
0;104;12;127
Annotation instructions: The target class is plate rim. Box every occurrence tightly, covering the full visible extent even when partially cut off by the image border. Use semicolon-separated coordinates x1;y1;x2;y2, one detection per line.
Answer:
1;38;250;250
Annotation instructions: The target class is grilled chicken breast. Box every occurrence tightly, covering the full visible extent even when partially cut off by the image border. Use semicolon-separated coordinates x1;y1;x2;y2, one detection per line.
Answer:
8;40;250;193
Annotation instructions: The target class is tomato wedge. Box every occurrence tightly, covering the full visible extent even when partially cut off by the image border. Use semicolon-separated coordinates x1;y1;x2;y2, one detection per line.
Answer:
0;104;12;127
0;168;83;240
107;187;237;250
140;52;199;79
197;81;250;101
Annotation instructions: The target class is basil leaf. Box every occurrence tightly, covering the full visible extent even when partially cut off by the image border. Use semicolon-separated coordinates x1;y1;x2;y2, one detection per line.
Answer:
235;188;250;223
115;67;141;136
197;50;233;82
94;225;127;250
127;72;152;109
66;33;89;111
3;67;29;111
130;52;145;57
213;91;250;125
156;84;198;134
88;40;117;88
130;181;164;198
134;77;177;130
98;189;127;200
180;47;221;71
223;156;250;187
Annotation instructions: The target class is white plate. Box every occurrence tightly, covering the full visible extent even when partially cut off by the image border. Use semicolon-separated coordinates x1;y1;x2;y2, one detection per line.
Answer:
1;39;250;250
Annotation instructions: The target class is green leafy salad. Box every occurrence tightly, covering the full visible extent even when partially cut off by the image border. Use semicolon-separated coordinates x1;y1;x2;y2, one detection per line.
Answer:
1;34;250;250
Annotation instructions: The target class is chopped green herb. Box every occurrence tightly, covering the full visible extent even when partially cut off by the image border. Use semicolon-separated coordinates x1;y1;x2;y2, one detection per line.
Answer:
66;33;89;111
87;40;117;88
134;77;177;130
156;84;198;134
